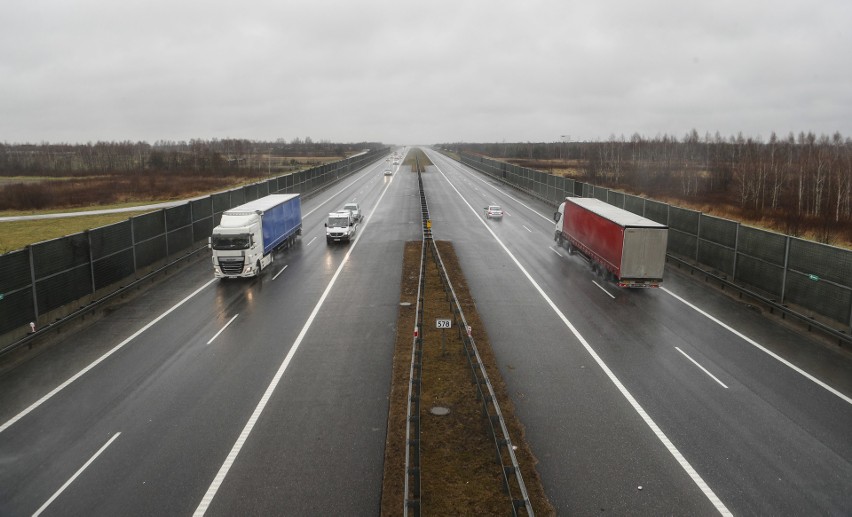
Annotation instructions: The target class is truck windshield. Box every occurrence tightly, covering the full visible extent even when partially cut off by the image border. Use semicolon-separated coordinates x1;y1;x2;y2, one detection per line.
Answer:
211;234;251;250
328;217;349;227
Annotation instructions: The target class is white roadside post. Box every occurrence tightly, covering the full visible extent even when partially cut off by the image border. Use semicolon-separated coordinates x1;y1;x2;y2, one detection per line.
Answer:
436;318;451;354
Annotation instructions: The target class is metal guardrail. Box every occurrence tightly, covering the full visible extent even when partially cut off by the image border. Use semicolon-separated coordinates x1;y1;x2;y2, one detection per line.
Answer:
0;244;209;358
0;150;392;356
667;255;852;346
427;240;533;516
446;151;851;348
404;163;428;515
404;165;533;515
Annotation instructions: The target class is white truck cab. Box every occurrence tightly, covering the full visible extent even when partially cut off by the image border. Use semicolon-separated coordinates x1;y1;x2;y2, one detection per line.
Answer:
209;194;302;279
325;211;358;244
210;212;268;277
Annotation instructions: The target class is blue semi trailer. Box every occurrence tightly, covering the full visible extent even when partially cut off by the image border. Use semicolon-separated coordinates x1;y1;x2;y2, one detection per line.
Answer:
209;194;302;278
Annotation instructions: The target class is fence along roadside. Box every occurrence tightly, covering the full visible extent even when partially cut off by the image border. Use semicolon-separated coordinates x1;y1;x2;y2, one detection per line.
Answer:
453;151;852;345
0;149;389;353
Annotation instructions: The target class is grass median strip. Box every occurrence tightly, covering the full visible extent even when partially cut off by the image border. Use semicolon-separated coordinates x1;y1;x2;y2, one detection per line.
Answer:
381;241;553;515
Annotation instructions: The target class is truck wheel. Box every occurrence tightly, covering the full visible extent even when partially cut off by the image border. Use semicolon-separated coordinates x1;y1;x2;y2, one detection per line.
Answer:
566;242;574;255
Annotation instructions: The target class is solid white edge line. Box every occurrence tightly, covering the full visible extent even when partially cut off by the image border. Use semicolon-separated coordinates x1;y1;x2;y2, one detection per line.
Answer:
193;166;397;516
433;152;553;224
0;279;217;434
1;162;379;433
272;264;288;281
206;314;239;345
439;150;852;394
675;346;729;389
592;280;616;299
662;287;852;405
33;432;121;517
427;150;732;516
302;162;382;218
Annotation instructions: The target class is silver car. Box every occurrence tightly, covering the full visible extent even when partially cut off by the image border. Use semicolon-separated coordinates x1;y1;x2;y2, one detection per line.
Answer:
485;205;504;218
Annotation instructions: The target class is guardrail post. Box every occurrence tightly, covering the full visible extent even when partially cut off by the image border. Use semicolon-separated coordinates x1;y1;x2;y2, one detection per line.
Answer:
130;216;138;275
28;244;39;324
189;200;196;243
163;208;170;257
87;230;96;295
848;294;852;335
781;236;790;304
695;214;702;262
732;223;740;281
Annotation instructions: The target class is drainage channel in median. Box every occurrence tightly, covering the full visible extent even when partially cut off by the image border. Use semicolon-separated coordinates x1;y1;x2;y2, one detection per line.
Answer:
381;240;554;516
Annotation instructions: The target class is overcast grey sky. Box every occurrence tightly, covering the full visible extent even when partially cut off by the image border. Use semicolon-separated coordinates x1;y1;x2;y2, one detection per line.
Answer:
2;0;850;145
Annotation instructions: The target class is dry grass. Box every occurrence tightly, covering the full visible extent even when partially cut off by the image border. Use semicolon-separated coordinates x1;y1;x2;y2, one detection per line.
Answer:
0;170;299;253
488;156;852;249
0;173;257;253
0;211;153;253
381;241;553;516
403;149;433;172
0;176;83;186
0;174;262;211
631;191;852;248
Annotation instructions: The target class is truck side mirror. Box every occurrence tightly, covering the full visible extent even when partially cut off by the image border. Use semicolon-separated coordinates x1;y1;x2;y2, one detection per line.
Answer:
324;223;327;227
207;237;212;249
553;212;560;222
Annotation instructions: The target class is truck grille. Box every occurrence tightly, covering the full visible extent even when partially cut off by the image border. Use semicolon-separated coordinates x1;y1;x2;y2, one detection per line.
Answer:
218;258;244;275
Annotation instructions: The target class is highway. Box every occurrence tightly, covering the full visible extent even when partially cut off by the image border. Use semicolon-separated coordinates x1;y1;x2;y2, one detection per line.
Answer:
1;148;851;515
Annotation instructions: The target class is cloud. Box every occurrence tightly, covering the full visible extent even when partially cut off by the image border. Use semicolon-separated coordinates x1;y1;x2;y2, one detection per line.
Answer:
2;0;850;144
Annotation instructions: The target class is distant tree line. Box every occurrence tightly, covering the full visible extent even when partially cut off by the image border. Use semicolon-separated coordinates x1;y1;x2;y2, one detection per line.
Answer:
443;131;852;236
0;138;382;177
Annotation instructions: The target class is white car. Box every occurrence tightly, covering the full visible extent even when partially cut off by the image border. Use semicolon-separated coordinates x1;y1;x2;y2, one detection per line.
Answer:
384;169;393;176
342;202;362;222
485;205;504;218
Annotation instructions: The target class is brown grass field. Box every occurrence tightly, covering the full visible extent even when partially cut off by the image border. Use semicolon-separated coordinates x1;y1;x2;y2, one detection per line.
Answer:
504;158;852;248
0;156;340;253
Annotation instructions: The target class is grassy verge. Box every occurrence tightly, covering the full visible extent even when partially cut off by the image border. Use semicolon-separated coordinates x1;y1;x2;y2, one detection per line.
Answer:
381;241;553;515
0;211;153;253
0;200;177;217
403;148;433;173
